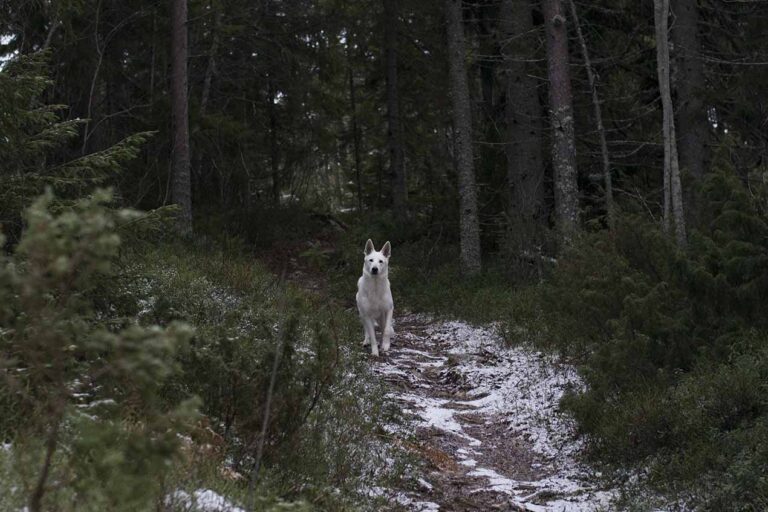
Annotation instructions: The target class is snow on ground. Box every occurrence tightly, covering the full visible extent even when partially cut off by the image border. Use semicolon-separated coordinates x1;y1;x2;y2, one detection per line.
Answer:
368;485;442;512
168;489;246;512
374;313;618;511
426;318;585;461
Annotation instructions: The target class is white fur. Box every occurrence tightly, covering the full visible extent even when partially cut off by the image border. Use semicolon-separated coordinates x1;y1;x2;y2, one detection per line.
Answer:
356;239;394;356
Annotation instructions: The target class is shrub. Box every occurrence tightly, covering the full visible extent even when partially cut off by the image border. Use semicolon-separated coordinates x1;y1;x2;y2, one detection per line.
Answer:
122;242;404;508
517;166;768;508
0;190;195;511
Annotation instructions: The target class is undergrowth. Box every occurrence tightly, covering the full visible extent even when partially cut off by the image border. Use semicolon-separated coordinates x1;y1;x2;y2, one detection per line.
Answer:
0;193;406;511
125;241;407;510
319;166;768;510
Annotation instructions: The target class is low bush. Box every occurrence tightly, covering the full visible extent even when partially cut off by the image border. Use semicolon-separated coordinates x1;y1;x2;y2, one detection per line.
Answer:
516;166;768;509
332;165;768;509
124;241;404;508
0;191;196;511
0;192;404;511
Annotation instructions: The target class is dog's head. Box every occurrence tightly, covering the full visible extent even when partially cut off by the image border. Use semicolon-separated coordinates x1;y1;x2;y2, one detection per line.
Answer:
362;239;391;277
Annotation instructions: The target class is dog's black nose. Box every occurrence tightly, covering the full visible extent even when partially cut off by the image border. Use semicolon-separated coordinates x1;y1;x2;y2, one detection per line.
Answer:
371;267;379;274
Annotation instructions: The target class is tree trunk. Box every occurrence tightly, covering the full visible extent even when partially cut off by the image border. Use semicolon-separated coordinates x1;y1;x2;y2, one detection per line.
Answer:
568;0;614;228
28;413;62;512
671;0;707;223
500;0;546;250
193;3;222;206
384;0;408;220
81;0;102;154
149;11;156;112
445;0;481;275
347;42;363;213
267;77;280;202
654;0;686;247
542;0;579;245
171;0;192;235
200;4;222;117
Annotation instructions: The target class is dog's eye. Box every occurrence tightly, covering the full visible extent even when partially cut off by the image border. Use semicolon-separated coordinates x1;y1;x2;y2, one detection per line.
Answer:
379;260;383;263
369;259;373;262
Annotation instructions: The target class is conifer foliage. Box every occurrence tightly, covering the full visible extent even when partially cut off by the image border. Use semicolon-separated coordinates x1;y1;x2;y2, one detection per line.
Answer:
0;53;150;245
5;0;768;508
525;164;768;506
0;191;194;512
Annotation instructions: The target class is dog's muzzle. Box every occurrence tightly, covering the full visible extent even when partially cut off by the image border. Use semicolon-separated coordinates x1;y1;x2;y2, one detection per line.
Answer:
371;267;379;275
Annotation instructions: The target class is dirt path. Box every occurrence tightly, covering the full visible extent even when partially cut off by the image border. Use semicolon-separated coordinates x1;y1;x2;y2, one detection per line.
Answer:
376;313;614;512
259;246;615;510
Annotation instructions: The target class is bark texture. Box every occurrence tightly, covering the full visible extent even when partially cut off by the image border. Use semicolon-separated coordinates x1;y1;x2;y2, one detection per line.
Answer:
542;0;579;245
445;0;482;275
384;0;408;219
671;0;708;220
171;0;192;235
500;0;546;248
655;0;687;247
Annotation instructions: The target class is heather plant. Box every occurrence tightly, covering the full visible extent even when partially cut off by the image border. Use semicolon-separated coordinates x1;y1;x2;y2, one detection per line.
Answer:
126;242;404;508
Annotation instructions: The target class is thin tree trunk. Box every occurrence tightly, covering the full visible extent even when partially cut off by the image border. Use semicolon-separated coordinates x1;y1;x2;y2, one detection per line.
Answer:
81;0;102;154
654;0;686;247
347;43;363;213
42;20;59;50
384;0;408;220
671;0;707;222
568;0;614;228
542;0;579;245
192;3;222;206
267;78;280;203
200;4;222;117
478;2;495;118
171;0;193;235
377;151;384;207
149;12;156;112
263;0;280;203
247;283;288;511
477;3;498;227
445;0;481;275
500;0;546;250
29;416;61;512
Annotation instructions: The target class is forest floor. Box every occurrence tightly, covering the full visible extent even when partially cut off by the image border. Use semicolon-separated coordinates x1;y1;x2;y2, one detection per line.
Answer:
262;242;619;511
371;313;616;512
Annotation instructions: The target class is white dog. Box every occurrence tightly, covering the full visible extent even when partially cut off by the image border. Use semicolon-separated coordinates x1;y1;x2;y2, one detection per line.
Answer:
356;239;394;356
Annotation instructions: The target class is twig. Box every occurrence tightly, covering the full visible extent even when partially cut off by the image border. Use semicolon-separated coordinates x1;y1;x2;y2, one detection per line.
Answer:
568;0;614;228
29;412;62;512
247;264;288;511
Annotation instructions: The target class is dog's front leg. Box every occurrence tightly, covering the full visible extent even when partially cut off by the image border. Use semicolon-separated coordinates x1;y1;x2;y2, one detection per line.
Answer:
381;309;394;353
363;317;378;356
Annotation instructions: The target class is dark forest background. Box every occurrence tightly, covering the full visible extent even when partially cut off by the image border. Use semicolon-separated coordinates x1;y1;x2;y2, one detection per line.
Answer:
3;0;768;510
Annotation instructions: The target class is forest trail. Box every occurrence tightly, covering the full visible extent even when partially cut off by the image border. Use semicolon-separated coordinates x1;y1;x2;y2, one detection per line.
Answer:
376;313;615;512
272;246;615;511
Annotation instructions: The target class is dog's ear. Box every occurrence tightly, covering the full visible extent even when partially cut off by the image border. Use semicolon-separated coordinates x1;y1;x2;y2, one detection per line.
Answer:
364;239;375;255
381;241;391;258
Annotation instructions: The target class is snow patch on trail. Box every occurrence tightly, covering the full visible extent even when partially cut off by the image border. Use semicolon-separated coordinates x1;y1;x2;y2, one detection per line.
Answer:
396;393;482;446
374;313;617;511
468;467;519;494
368;486;441;512
427;319;585;460
169;489;246;512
